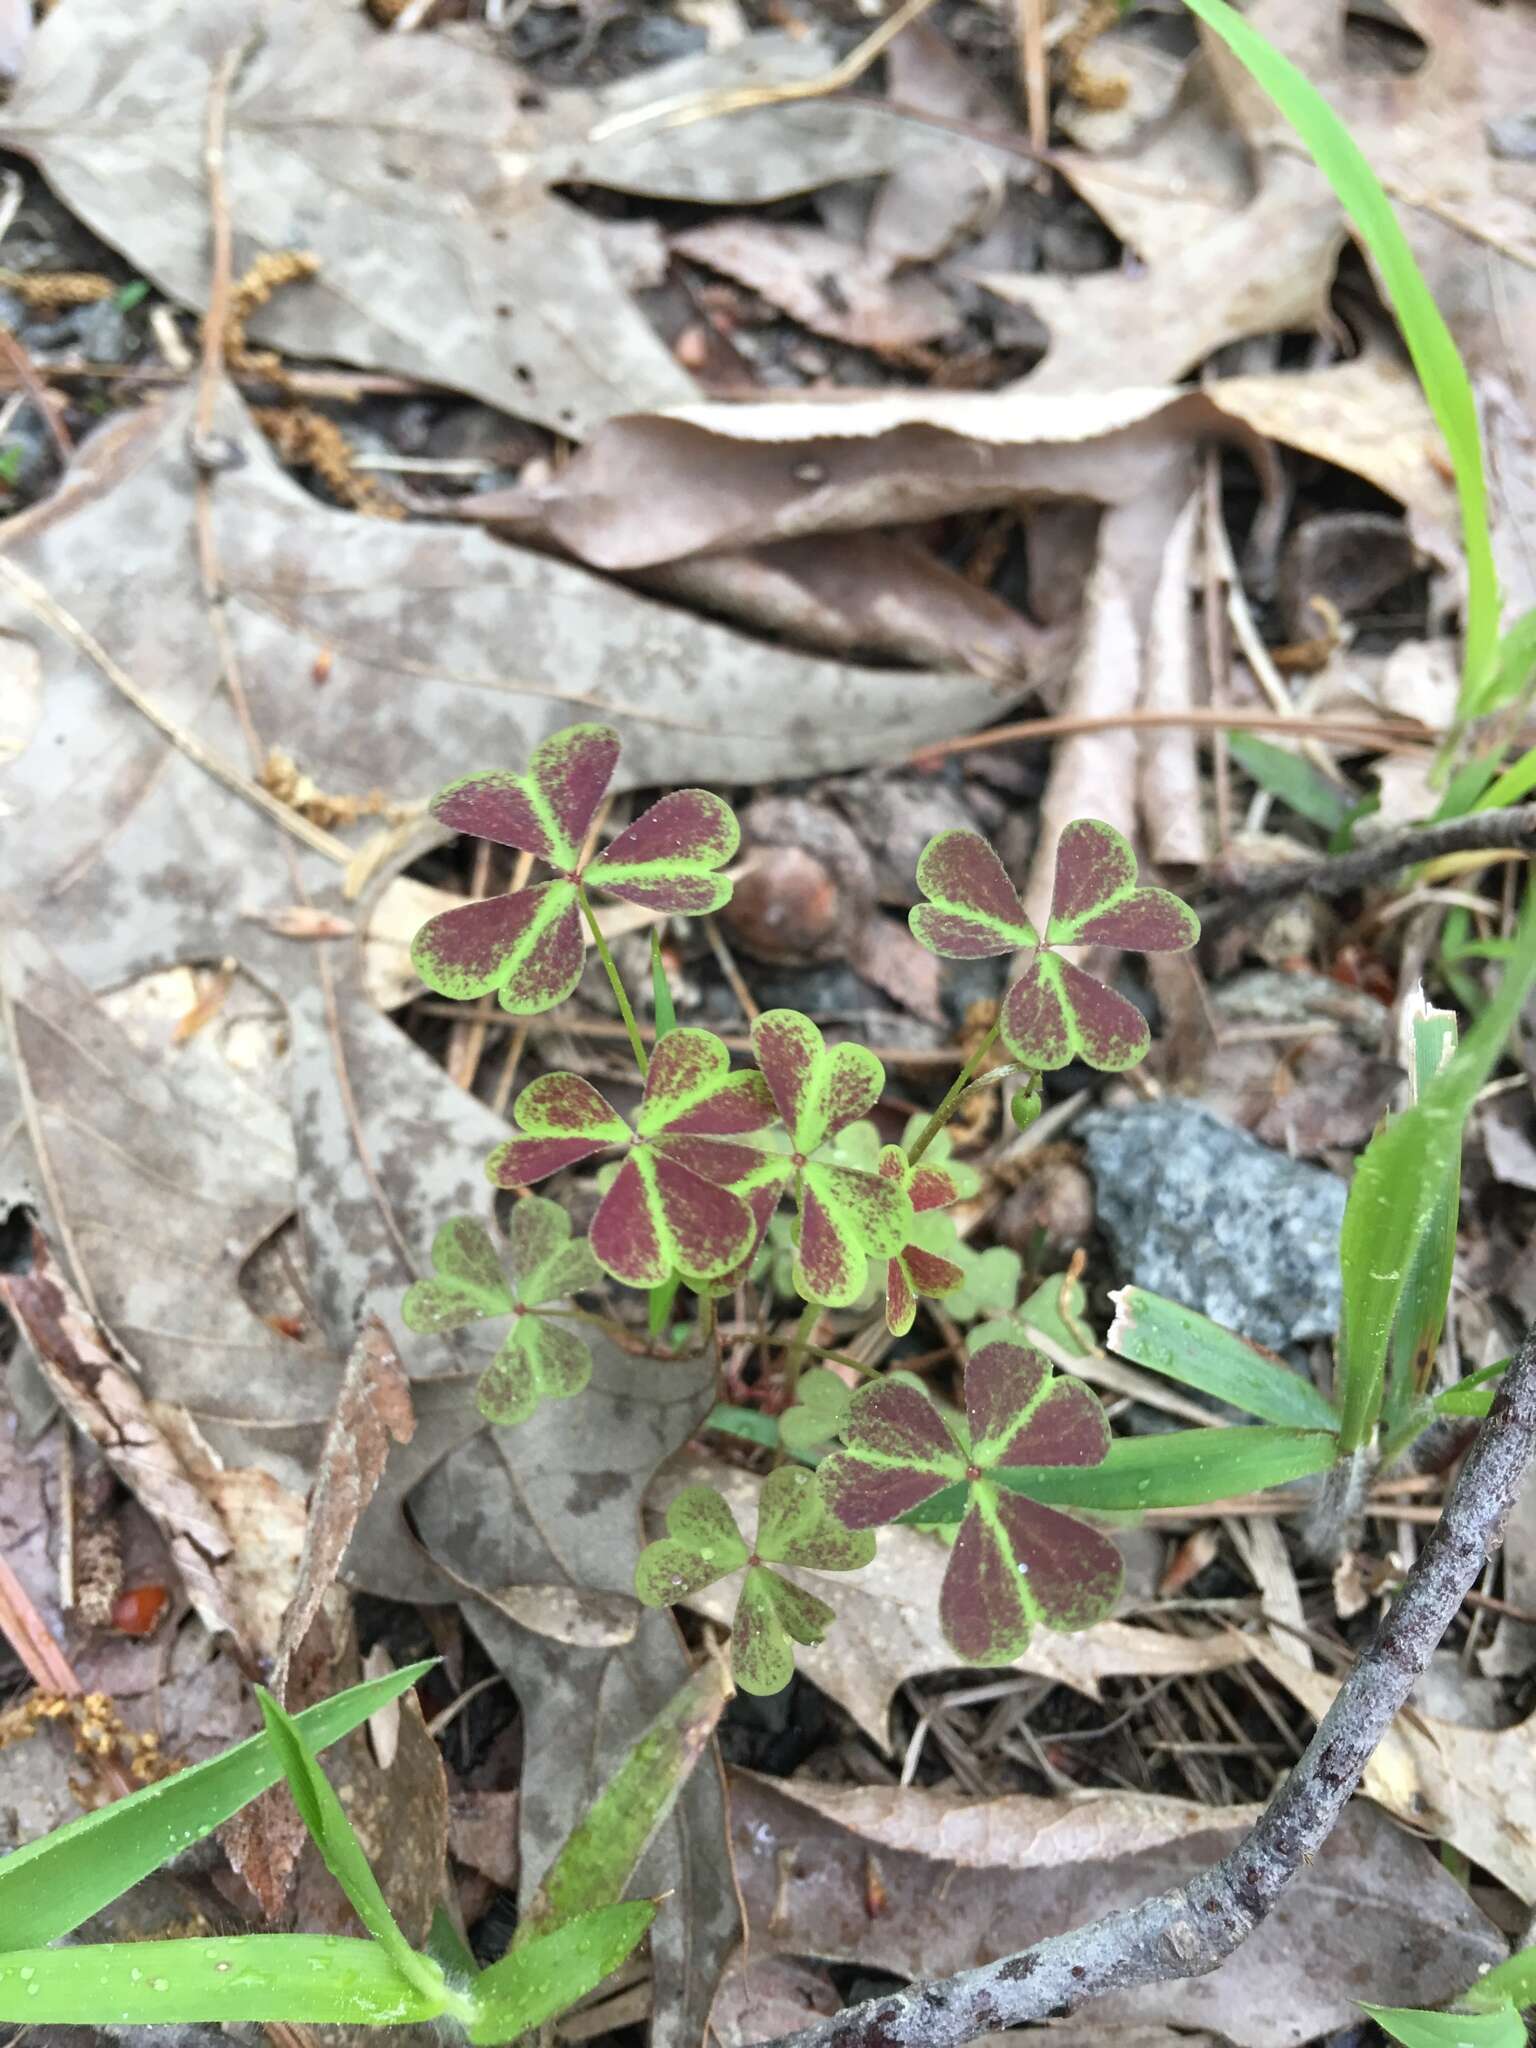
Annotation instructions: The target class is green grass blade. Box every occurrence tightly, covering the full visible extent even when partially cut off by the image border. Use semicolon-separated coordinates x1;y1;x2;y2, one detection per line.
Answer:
993;1426;1337;1511
256;1691;440;2006
0;1661;433;1950
0;1937;450;2028
520;1655;731;1943
1228;732;1355;832
1107;1286;1340;1431
1464;1940;1536;2013
1432;1358;1509;1420
427;1905;480;1982
1336;889;1536;1451
1382;1003;1460;1438
1363;2004;1526;2048
1181;0;1499;717
467;1902;656;2045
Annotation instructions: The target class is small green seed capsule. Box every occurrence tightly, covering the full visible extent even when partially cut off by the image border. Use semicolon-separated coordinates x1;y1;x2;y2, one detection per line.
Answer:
1010;1086;1043;1134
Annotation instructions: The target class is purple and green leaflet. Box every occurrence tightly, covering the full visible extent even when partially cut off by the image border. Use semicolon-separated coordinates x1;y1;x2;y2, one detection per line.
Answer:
485;1029;775;1289
909;821;1199;1071
634;1467;875;1695
818;1343;1124;1665
410;722;740;1015
875;1146;967;1338
741;1011;912;1308
400;1203;602;1426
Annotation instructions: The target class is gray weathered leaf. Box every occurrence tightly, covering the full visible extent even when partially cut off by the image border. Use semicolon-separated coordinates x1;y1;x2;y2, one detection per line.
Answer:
410;1338;735;2048
0;0;690;437
0;4;926;436
729;1772;1506;2048
0;382;1009;1003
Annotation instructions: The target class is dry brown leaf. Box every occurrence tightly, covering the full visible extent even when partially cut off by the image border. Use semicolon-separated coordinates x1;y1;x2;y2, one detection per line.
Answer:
710;1954;840;2047
657;1457;1251;1749
728;1770;1503;2047
1029;2031;1229;2048
867;21;1013;271
226;1315;416;1930
1246;1634;1536;1902
0;0;692;436
641;535;1056;685
270;1314;416;1699
154;1406;308;1662
767;1778;1262;1869
1139;490;1207;866
449;1787;521;1893
1205;348;1460;573
1481;1450;1536;1678
983;155;1342;393
1026;550;1141;918
243;905;357;940
0;1226;293;1653
1058;21;1187;154
524;387;1233;572
847;915;945;1026
673;220;959;350
1228;1516;1313;1672
0;635;41;765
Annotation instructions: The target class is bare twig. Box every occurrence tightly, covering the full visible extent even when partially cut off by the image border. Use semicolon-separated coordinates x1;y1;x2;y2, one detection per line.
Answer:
1198;804;1536;936
1016;0;1048;155
590;0;940;139
911;704;1434;766
761;1321;1536;2048
194;40;248;452
0;328;71;462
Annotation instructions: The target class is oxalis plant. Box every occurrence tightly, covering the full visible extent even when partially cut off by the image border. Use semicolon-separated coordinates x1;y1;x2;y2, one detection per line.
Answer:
404;720;1205;1691
405;722;1536;1694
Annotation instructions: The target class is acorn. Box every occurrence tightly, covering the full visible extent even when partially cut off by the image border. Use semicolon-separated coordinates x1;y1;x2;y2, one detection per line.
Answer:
723;798;876;967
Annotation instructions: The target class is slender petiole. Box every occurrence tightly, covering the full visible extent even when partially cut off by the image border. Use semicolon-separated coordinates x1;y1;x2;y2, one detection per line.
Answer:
578;882;649;1078
906;1017;1005;1166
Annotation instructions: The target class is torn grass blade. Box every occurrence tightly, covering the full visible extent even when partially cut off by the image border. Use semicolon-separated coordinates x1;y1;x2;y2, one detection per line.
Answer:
518;1653;732;1943
1336;887;1536;1453
0;1662;433;1949
1107;1287;1340;1432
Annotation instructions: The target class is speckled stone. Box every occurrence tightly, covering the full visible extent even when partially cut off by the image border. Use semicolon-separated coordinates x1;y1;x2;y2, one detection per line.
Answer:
1081;1100;1346;1349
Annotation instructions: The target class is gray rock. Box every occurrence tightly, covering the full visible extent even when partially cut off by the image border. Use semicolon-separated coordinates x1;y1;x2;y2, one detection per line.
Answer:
65;297;137;365
1081;1101;1346;1349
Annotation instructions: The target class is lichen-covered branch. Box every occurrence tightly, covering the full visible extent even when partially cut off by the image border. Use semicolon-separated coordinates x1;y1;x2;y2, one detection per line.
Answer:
761;1323;1536;2048
1199;804;1536;935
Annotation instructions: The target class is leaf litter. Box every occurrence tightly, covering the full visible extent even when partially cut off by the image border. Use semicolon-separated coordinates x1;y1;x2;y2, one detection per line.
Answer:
0;0;1532;2039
